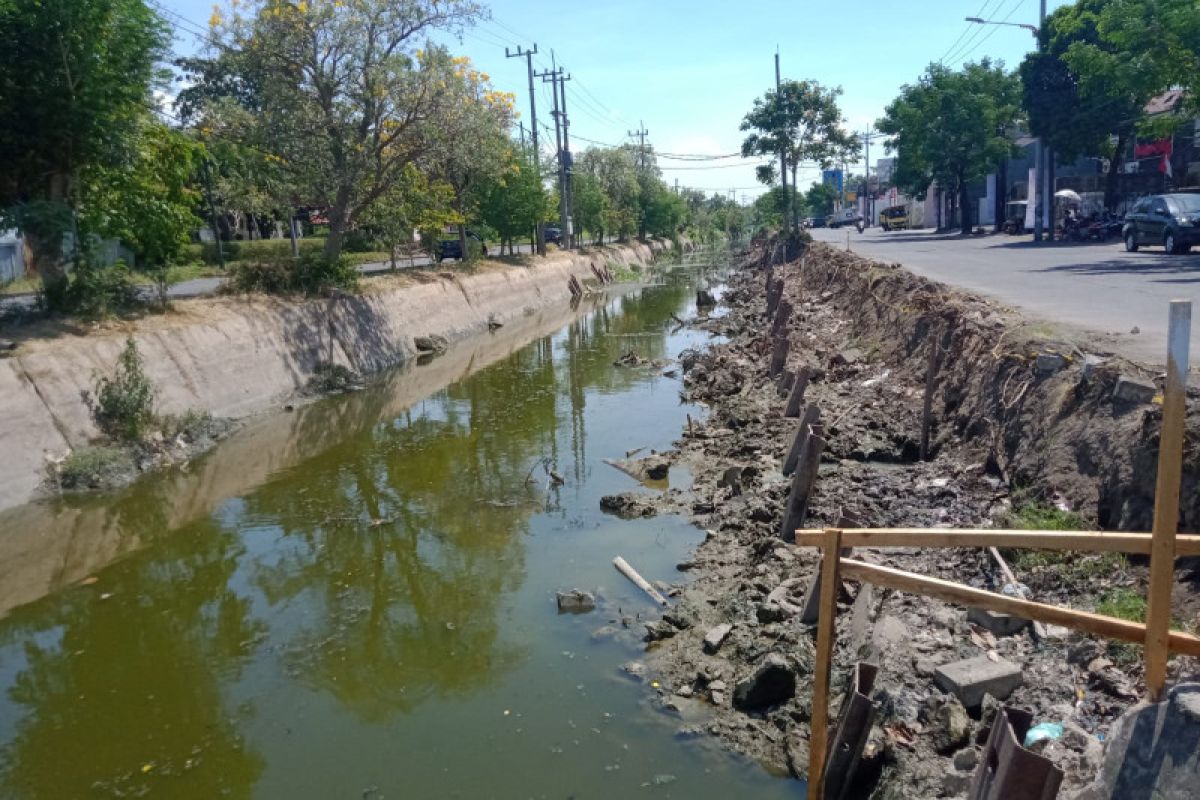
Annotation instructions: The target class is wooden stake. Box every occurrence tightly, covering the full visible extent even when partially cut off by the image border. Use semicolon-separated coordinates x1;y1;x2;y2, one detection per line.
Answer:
790;528;1200;556
785;367;811;418
808;527;843;800
770;336;791;379
781;425;825;541
838;558;1200;657
613;556;669;607
1145;299;1191;700
920;327;939;460
784;404;821;476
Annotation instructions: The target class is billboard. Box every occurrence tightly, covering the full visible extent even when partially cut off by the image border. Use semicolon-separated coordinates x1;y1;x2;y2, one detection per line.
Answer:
821;169;843;195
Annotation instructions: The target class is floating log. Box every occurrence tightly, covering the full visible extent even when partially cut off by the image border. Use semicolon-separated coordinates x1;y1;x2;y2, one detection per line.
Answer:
613;556;669;607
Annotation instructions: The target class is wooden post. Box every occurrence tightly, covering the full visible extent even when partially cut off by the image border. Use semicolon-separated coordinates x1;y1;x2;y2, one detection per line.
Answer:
785;367;811;418
920;326;939;461
784;404;821;476
772;298;793;337
778;368;796;397
808;527;843;800
770;336;791;379
1145;299;1191;700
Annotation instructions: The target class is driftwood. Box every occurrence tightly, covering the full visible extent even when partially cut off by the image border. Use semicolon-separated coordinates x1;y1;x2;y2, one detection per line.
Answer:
613;556;669;606
784;367;810;418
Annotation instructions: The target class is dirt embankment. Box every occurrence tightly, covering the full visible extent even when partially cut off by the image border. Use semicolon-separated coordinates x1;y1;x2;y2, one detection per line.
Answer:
615;238;1199;798
0;239;680;513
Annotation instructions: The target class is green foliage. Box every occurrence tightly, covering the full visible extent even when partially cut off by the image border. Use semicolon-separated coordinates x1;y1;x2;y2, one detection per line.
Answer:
877;60;1021;231
43;261;144;319
89;338;156;442
0;0;170;288
476;150;550;249
54;445;137;491
577;147;641;240
1097;588;1147;622
639;179;687;238
571;173;608;244
1003;500;1089;531
1064;0;1200;125
227;251;358;296
805;183;837;217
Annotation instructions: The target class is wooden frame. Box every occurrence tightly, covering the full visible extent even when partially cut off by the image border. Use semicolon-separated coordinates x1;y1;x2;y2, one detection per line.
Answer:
792;528;1200;556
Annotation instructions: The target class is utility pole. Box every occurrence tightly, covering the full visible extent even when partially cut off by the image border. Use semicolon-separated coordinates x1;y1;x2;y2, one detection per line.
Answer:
537;64;571;250
1033;0;1047;241
629;121;649;239
864;130;871;225
775;50;791;233
556;65;575;249
507;43;545;255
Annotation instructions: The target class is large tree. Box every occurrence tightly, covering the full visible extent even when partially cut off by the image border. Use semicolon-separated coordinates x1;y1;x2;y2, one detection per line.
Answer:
740;80;859;229
877;60;1021;233
577;147;640;242
195;0;483;261
1020;0;1144;210
476;147;551;254
0;0;170;289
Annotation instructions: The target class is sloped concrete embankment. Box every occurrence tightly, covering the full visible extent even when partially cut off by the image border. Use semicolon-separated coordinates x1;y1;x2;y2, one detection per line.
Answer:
0;240;676;513
790;242;1198;531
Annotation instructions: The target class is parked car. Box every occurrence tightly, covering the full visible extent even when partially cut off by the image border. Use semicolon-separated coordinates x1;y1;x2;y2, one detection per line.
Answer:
805;216;827;229
435;230;488;262
827;208;864;229
543;226;562;245
879;205;908;231
1123;193;1200;254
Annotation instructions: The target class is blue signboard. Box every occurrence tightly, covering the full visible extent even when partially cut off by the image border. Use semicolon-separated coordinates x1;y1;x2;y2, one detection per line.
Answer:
821;169;843;195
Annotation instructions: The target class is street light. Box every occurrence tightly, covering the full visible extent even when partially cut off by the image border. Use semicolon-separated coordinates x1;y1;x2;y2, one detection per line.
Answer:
964;16;1038;36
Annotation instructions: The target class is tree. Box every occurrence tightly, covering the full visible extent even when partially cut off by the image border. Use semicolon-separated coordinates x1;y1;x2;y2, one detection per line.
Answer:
640;181;686;239
476;148;550;254
877;60;1021;233
804;183;836;218
0;0;170;289
577;147;639;241
1064;0;1200;122
196;0;483;261
1019;0;1144;210
570;173;608;245
740;80;859;229
80;124;204;305
359;164;457;269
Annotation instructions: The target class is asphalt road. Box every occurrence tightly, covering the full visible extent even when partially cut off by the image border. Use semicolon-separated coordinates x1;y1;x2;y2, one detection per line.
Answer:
809;226;1200;366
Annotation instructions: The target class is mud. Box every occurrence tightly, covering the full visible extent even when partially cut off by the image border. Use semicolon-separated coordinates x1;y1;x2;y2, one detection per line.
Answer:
613;238;1200;797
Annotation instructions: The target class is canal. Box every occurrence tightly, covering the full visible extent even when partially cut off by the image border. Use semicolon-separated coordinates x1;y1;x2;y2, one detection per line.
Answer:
0;250;802;799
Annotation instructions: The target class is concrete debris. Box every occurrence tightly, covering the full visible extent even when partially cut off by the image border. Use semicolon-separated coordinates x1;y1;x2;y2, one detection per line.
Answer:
967;606;1030;637
1112;374;1156;404
413;334;448;354
1036;352;1068;375
702;623;733;654
555;588;595;614
933;655;1023;708
732;653;797;711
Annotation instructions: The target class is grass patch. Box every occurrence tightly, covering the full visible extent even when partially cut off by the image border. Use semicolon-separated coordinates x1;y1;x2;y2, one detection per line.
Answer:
1096;589;1147;667
609;262;640;283
54;446;136;490
1003;500;1088;531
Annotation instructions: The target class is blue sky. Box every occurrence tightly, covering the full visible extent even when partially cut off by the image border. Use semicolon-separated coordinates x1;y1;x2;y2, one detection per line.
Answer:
162;0;1068;200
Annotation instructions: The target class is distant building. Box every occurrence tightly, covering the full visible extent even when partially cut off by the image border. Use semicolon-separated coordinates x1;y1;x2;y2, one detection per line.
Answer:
0;230;23;283
875;158;895;186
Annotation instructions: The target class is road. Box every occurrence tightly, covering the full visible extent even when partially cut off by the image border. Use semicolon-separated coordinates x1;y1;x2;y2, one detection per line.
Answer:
809;226;1200;366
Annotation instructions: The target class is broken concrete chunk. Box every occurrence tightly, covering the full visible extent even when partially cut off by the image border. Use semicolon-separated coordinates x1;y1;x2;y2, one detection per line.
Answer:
732;652;797;711
1036;352;1067;374
933;655;1023;708
702;623;733;654
643;620;677;642
414;334;449;354
1113;374;1156;404
1072;682;1200;800
927;696;971;754
967;606;1030;637
555;588;595;614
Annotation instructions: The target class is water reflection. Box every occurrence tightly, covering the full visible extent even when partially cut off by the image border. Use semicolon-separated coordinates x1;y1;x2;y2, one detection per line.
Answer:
0;253;765;799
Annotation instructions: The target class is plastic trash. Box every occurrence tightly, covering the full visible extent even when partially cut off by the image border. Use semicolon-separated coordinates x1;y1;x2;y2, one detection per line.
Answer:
1024;722;1064;748
1001;582;1032;599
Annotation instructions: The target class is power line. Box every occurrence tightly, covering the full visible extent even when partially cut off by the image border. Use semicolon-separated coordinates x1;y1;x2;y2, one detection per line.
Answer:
942;0;1005;64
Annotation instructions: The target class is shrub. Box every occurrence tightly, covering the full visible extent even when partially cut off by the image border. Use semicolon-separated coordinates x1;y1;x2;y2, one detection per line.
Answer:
227;251;358;295
88;338;156;442
41;260;143;319
55;445;136;490
305;361;364;394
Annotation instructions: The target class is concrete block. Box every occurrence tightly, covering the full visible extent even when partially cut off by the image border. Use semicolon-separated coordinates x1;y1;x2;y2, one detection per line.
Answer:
967;606;1030;637
934;655;1023;708
1035;352;1067;375
1113;375;1156;405
703;623;733;654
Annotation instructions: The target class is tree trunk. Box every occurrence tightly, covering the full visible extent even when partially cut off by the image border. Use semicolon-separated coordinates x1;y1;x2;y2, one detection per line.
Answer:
457;223;468;262
1105;130;1126;212
323;185;353;261
960;177;971;235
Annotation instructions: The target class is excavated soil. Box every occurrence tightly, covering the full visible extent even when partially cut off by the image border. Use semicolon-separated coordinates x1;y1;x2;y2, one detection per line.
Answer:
612;237;1200;798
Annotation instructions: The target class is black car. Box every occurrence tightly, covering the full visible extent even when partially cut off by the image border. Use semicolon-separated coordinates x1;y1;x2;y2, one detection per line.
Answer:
543;226;563;245
435;230;488;262
1123;193;1200;254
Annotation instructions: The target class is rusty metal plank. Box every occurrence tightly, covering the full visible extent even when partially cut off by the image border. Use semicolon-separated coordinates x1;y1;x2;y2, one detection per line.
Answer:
823;662;879;800
969;707;1063;800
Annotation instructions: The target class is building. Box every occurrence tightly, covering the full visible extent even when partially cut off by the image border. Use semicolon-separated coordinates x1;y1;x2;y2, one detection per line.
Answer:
0;230;23;284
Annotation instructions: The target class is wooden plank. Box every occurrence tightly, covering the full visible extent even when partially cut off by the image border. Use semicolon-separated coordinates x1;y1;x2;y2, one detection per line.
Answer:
1145;299;1191;700
838;558;1200;657
808;528;843;800
791;528;1200;556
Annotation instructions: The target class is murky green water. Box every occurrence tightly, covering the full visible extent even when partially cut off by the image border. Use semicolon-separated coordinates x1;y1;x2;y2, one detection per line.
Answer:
0;251;802;799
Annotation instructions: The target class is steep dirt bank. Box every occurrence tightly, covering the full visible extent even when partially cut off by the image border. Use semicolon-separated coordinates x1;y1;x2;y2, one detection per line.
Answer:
613;239;1199;798
0;240;678;512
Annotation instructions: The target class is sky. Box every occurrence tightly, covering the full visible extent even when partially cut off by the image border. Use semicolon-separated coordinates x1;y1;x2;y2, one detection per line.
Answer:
160;0;1069;201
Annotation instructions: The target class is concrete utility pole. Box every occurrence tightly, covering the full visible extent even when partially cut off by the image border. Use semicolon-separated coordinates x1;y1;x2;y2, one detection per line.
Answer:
776;50;791;233
537;64;571;250
506;43;545;254
557;66;575;248
629;121;649;239
1034;0;1048;241
864;130;871;224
